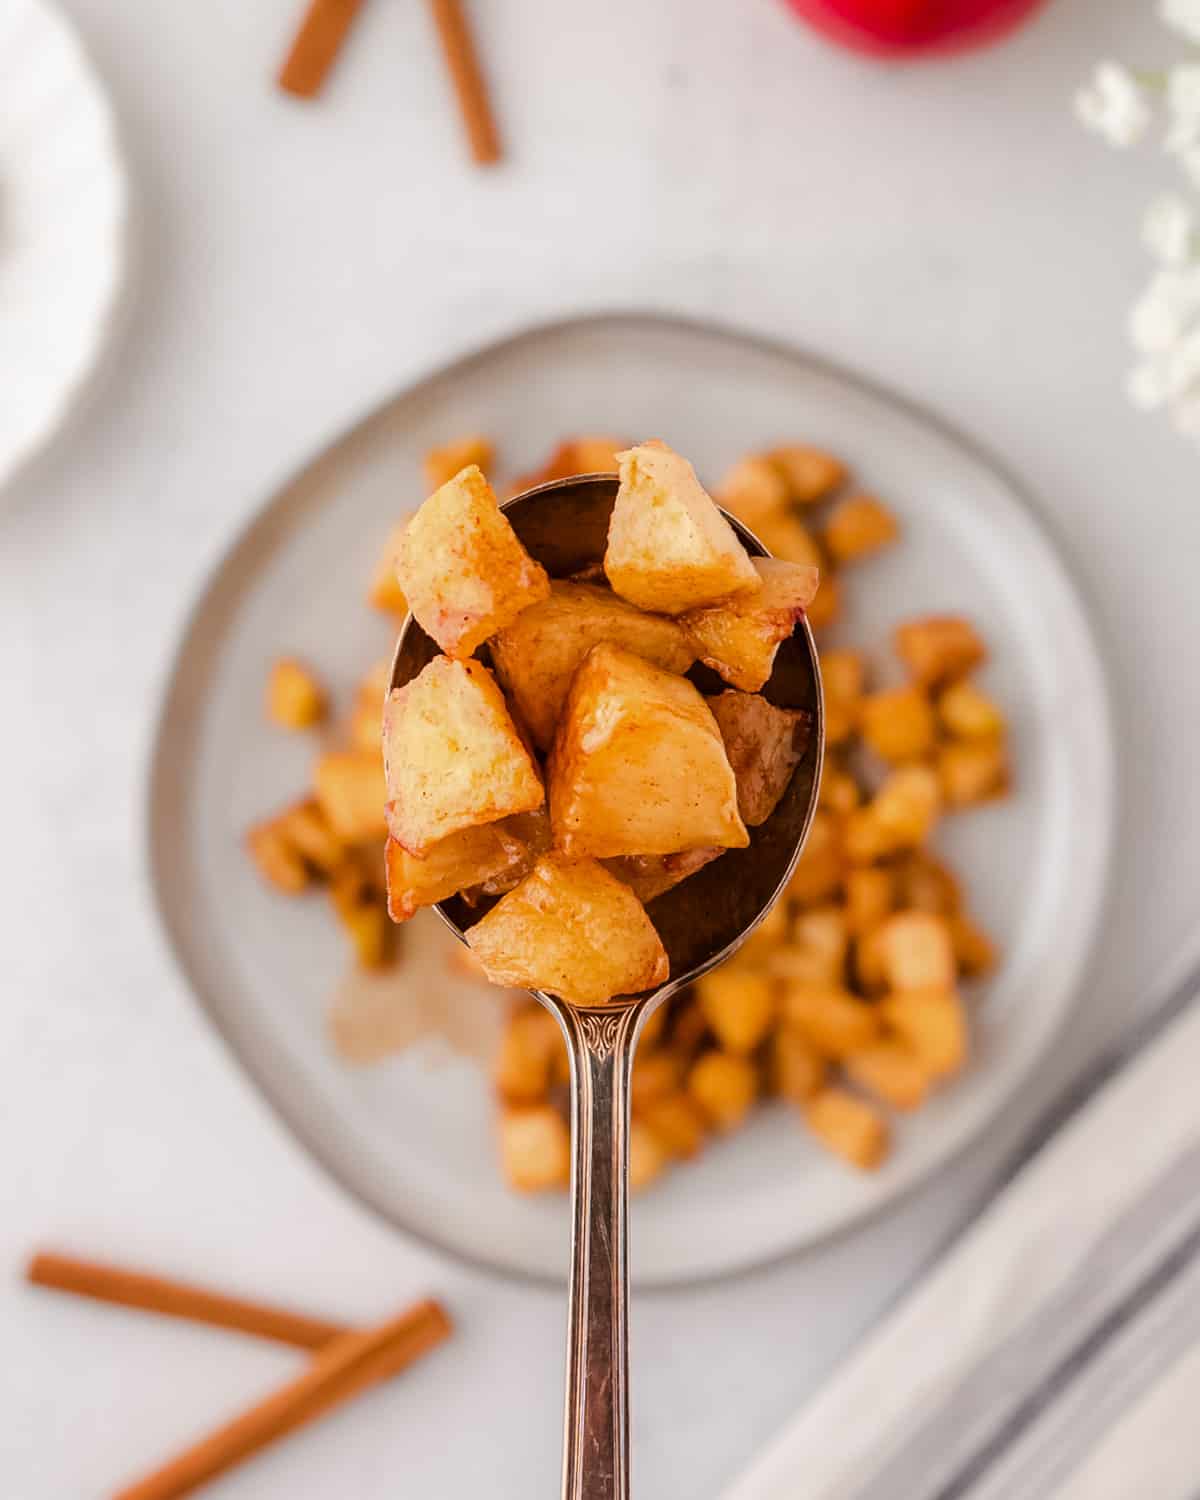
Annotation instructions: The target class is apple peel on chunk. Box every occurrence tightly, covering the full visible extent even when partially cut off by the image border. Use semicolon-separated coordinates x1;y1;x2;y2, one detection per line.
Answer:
707;690;812;827
383;657;543;857
684;559;819;693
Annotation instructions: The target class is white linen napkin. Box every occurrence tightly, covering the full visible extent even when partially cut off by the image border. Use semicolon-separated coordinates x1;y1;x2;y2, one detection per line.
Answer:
725;941;1200;1500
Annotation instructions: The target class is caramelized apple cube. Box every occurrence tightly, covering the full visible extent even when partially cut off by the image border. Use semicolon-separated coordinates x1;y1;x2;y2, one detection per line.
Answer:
385;823;525;922
604;441;758;615
423;434;493;490
845;1042;929;1111
894;615;986;687
313;751;389;842
858;685;937;764
367;520;410;614
767;445;847;504
499;1105;571;1192
878;911;956;991
490;581;694;750
823;493;899;562
397;465;550;657
466;854;669;1003
803;1088;889;1170
266;658;326;730
706;689;811;827
603;847;725;904
687;1051;758;1131
383;657;543;856
881;987;968;1078
549;644;747;858
684;559;819;692
716;455;791;526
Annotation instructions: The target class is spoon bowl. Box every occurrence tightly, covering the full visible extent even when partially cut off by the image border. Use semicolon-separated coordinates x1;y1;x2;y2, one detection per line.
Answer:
389;472;823;1499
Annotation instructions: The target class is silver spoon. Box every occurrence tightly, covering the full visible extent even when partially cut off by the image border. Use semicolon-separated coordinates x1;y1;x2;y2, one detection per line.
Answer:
390;472;824;1500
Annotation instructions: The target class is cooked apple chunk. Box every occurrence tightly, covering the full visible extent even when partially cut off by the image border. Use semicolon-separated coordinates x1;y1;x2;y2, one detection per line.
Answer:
683;559;819;693
385;821;528;922
490;581;695;750
466;854;669;1003
603;846;725;904
396;466;550;657
707;690;812;827
604;441;758;615
549;644;748;858
383;657;543;856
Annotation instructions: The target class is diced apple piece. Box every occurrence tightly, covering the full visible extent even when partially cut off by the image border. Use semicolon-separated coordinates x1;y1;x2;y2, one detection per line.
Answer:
466;854;669;1004
845;1042;929;1111
368;520;410;614
550;644;747;858
386;822;526;922
423;435;493;490
821;648;866;745
782;983;879;1056
494;1004;565;1104
823;493;899;562
894;615;986;687
383;657;543;857
490;581;695;750
803;1088;889;1170
314;751;389;841
603;847;725;904
684;559;819;692
716;455;791;526
697;969;776;1055
938;740;1011;808
767;445;846;504
878;911;956;991
858;685;937;764
604;441;758;615
881;988;969;1079
936;678;1005;741
266;658;326;729
499;1105;571;1191
472;808;554;896
397;466;550;657
687;1051;758;1131
706;690;812;827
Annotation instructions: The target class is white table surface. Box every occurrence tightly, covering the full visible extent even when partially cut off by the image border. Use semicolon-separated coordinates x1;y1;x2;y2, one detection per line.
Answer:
2;2;1195;1496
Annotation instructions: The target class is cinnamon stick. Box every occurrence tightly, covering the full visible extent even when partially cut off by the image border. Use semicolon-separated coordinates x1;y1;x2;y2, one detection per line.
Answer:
428;0;503;166
111;1299;452;1500
26;1251;348;1352
278;0;366;98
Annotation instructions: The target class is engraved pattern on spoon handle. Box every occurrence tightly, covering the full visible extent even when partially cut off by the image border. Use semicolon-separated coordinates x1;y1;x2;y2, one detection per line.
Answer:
554;1000;645;1500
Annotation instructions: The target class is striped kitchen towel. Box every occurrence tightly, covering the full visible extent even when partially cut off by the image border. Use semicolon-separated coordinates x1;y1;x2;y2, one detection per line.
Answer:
726;940;1200;1500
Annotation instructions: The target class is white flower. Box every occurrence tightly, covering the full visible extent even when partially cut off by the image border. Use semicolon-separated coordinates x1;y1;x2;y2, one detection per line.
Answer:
1127;362;1172;410
1075;63;1151;147
1143;195;1196;265
1165;64;1200;153
1161;0;1200;45
1128;268;1200;353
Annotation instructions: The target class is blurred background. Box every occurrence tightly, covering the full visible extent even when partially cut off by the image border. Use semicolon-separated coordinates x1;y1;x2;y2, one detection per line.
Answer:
3;2;1198;1497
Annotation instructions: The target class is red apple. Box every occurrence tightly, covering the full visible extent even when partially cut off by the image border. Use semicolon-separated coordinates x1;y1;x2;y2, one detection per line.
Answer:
783;0;1049;58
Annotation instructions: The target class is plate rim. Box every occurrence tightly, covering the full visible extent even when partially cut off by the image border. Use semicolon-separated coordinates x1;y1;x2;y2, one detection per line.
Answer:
145;308;1118;1290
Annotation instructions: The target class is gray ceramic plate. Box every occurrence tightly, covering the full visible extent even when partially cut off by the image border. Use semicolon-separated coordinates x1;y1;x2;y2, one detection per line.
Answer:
148;312;1115;1286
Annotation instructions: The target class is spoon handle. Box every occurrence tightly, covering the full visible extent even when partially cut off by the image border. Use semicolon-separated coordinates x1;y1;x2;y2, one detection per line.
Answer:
555;1000;646;1500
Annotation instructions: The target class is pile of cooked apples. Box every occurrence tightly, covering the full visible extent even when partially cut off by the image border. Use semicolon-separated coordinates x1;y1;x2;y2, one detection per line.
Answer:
248;434;1010;1189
